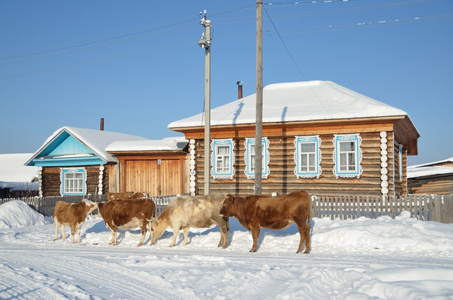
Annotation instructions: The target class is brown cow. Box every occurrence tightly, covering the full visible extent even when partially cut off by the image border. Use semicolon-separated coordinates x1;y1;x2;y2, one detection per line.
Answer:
149;194;229;248
220;190;311;253
54;199;98;244
98;198;155;246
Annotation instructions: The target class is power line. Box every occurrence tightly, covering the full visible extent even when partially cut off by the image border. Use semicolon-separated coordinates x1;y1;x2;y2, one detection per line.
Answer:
0;16;198;62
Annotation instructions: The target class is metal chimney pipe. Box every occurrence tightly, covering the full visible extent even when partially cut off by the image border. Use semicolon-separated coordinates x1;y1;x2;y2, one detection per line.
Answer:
237;81;243;99
100;118;104;131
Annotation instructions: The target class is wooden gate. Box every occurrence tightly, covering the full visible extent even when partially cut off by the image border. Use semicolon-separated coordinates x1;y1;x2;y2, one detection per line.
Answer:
122;158;184;196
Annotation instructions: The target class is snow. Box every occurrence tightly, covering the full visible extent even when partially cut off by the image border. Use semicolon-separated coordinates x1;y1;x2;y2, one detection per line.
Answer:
107;138;187;152
0;153;38;182
168;81;411;129
0;200;47;229
408;157;453;178
1;201;453;299
0;153;39;191
26;126;150;164
408;165;453;179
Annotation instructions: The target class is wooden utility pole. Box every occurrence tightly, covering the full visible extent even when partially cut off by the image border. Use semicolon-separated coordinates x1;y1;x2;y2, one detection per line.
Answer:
255;1;263;195
199;11;212;195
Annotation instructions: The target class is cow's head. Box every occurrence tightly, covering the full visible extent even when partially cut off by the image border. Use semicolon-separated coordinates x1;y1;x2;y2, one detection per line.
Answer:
220;194;236;217
148;217;162;245
82;199;99;214
148;217;159;232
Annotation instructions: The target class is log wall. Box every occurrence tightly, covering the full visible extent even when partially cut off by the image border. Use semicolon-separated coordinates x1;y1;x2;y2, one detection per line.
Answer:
193;131;396;197
41;165;109;197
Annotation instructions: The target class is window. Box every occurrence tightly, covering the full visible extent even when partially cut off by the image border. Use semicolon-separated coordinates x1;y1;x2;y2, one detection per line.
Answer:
244;138;270;179
61;168;86;195
294;136;321;179
211;139;235;179
333;134;362;178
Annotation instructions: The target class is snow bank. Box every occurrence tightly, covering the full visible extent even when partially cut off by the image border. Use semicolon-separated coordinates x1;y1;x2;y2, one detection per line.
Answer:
0;200;48;229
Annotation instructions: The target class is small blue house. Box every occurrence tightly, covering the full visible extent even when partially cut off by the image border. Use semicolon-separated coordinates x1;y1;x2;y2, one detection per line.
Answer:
25;126;149;197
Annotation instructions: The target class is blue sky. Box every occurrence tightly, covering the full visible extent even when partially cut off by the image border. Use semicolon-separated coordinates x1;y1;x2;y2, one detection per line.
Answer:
1;0;452;166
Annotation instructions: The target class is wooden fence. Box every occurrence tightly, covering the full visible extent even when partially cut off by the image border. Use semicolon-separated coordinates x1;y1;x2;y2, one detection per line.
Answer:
0;194;177;217
1;194;452;223
311;194;453;223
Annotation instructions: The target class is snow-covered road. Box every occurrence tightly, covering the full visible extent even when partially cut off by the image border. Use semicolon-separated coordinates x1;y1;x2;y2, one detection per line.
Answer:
1;200;453;299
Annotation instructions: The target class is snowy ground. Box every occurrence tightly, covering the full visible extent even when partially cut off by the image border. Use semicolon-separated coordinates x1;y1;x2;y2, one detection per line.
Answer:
1;200;453;300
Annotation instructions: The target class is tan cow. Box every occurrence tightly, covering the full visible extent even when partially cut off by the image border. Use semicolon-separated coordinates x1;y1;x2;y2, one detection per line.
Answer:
98;198;155;246
220;190;311;253
149;194;229;248
54;199;98;244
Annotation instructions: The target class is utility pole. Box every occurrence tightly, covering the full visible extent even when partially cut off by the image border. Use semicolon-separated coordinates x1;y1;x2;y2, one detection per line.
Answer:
255;1;263;195
198;11;212;195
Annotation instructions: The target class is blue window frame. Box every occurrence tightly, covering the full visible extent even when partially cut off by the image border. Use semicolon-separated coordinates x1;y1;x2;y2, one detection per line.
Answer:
61;168;86;195
333;134;362;179
211;139;235;179
294;136;321;179
244;138;270;179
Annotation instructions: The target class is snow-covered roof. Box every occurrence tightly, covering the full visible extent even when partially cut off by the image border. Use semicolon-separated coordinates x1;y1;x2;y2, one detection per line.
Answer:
107;137;187;152
168;80;411;129
0;153;38;182
409;157;453;169
408;157;453;178
407;165;453;179
26;126;150;164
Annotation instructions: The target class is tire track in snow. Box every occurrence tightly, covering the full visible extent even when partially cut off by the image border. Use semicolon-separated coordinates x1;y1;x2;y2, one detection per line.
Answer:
0;247;184;300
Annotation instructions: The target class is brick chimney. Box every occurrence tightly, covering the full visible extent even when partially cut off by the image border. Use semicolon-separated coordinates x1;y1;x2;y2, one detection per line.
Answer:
100;118;104;131
237;81;243;99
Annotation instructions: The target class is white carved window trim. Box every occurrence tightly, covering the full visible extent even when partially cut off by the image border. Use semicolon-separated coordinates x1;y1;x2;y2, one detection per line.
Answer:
294;135;322;179
211;139;235;179
61;167;87;196
244;137;270;179
333;134;363;179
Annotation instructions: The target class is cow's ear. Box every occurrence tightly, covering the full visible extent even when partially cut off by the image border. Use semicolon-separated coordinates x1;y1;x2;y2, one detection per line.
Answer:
226;194;234;204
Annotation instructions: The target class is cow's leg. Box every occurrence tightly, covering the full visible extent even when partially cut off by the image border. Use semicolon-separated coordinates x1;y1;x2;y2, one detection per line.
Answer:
54;218;59;240
214;217;229;248
61;225;66;240
303;221;311;254
70;225;76;244
182;227;189;246
170;222;182;247
137;221;147;247
250;226;260;252
110;229;118;245
76;224;82;244
218;222;229;248
148;219;154;246
296;219;311;253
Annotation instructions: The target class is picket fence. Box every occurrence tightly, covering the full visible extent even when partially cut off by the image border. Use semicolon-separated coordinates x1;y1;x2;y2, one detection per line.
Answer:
1;194;452;224
311;194;453;224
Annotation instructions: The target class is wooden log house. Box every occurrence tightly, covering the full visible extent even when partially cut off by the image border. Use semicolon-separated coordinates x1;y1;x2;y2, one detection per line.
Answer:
168;80;420;197
25;126;188;197
408;157;453;194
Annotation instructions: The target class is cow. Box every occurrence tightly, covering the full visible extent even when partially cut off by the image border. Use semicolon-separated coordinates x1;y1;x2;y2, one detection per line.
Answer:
220;190;311;253
98;198;155;246
54;199;99;244
149;194;229;248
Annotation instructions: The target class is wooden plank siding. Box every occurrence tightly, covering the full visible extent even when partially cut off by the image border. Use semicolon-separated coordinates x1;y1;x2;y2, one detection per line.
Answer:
193;131;399;197
409;174;453;194
111;153;187;197
41;165;110;197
